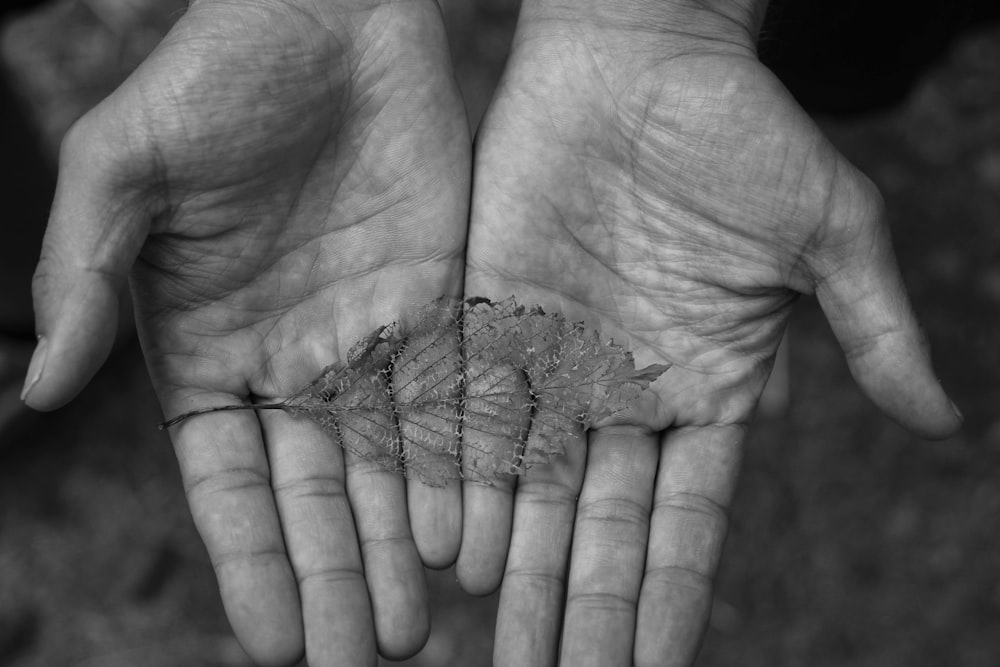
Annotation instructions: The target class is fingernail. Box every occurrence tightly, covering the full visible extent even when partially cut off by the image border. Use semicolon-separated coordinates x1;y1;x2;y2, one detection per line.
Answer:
20;336;48;402
949;399;964;422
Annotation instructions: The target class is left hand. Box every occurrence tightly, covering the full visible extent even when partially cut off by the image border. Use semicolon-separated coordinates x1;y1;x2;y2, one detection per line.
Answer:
459;2;961;665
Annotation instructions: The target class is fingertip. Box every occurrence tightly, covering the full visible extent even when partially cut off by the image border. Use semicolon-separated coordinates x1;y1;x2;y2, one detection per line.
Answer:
456;482;514;596
220;559;305;667
22;281;121;411
235;625;304;667
456;554;505;597
413;531;460;570
376;612;430;662
19;336;48;405
456;555;505;597
234;623;304;667
843;330;963;440
908;392;963;440
948;398;964;427
408;479;462;569
891;392;963;441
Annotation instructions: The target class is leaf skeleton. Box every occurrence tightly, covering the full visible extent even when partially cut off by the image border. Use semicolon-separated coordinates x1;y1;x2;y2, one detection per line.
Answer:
159;296;669;486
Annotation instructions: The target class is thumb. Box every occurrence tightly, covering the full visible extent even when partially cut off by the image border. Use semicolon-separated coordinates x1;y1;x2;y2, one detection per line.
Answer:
811;179;961;439
21;117;150;411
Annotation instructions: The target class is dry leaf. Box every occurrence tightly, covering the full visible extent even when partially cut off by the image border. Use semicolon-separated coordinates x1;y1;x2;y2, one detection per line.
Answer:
159;296;669;485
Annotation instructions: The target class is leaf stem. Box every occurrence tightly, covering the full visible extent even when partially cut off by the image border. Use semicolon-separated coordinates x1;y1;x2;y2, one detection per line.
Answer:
158;402;288;430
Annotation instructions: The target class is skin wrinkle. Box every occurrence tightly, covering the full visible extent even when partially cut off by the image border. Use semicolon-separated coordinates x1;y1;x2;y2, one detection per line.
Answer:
514;483;582;511
625;104;824;299
690;0;758;33
150;363;247;402
211;547;291;569
592;423;658;439
502;568;567;591
163;291;278;343
466;476;517;495
809;173;885;285
152;343;263;399
146;247;250;295
142;213;452;342
633;157;741;242
554;214;627;293
648;540;725;578
840;322;910;366
122;133;175;237
140;33;346;218
293;564;367;587
654;344;745;382
485;158;662;327
765;139;839;283
271;474;350;501
566;590;639;612
653;491;728;524
522;2;754;58
138;227;268;294
358;534;415;551
183;463;273;498
642;563;713;589
626;277;779;348
575;496;652;533
275;124;338;258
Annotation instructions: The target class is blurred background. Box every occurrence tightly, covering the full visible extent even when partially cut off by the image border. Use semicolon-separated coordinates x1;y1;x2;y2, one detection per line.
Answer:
1;0;999;665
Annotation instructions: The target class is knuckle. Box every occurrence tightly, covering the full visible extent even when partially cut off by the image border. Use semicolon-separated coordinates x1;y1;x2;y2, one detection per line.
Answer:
649;491;729;574
805;163;888;282
515;481;580;509
295;563;365;588
185;464;271;499
503;567;565;593
566;590;636;614
643;563;713;593
653;491;727;525
211;546;287;570
824;170;885;254
272;473;347;504
577;496;651;534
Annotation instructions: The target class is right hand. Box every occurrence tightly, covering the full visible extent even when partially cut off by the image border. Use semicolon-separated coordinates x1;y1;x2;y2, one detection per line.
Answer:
24;0;471;664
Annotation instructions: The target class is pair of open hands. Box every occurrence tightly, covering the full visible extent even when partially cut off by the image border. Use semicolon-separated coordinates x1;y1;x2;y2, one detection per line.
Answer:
22;0;960;665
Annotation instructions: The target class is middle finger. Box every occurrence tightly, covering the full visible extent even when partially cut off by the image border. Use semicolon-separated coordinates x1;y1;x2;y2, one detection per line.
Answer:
493;427;588;667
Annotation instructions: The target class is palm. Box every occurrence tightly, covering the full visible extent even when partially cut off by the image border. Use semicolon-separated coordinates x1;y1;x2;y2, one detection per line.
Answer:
32;1;469;664
465;23;958;667
127;2;466;401
469;46;861;426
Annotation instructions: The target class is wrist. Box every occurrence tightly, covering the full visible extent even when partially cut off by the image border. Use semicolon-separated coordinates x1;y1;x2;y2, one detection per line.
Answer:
519;0;769;54
189;0;441;28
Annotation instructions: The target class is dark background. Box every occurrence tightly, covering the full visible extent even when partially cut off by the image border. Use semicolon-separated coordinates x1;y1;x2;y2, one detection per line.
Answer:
1;1;998;665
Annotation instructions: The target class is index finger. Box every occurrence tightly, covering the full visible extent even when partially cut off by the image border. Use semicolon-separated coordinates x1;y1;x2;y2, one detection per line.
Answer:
634;424;744;667
166;394;304;666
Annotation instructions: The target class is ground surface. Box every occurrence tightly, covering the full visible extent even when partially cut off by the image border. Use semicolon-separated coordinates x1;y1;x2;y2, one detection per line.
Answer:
1;1;998;666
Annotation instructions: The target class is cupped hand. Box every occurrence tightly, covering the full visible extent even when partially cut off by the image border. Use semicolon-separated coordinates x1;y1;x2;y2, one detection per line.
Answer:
460;5;961;666
24;0;470;663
